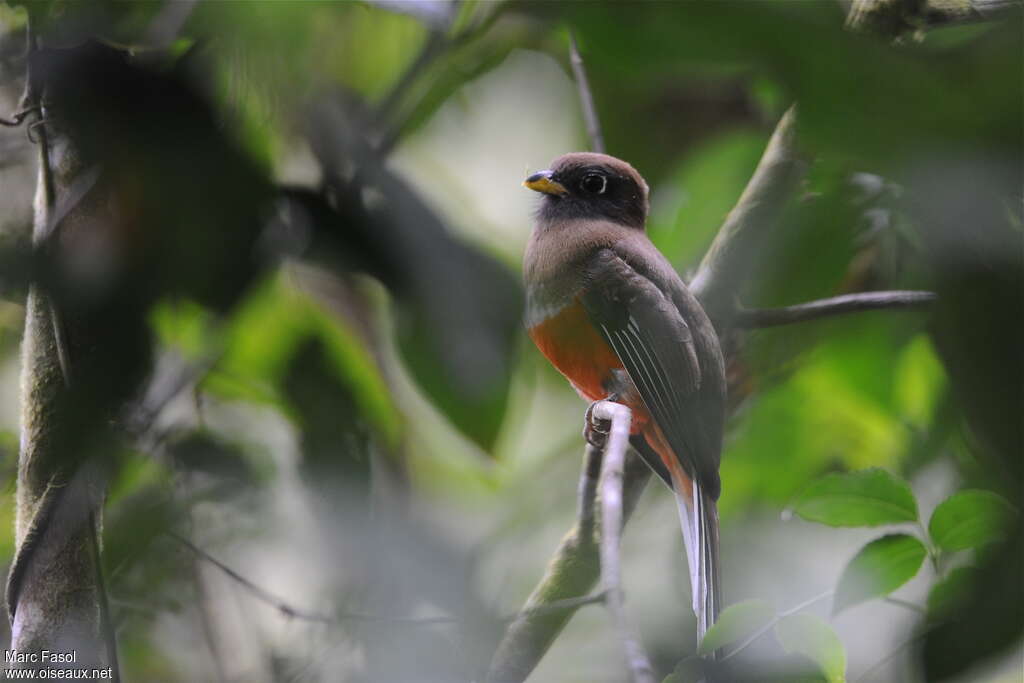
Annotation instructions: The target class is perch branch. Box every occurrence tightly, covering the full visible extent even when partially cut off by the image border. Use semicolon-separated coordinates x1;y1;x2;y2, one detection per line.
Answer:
733;290;936;328
485;449;651;683
577;442;603;539
594;401;656;683
568;30;605;154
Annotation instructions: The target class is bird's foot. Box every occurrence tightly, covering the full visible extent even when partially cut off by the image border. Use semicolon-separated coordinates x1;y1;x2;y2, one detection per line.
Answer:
583;397;616;450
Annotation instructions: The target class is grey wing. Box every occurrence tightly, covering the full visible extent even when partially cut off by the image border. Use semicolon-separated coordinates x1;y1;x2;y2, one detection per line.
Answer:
580;248;720;496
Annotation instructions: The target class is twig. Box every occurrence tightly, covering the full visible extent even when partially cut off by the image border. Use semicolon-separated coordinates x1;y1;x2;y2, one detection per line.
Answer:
130;349;223;444
852;623;938;682
374;29;447;130
689;106;805;322
190;556;229;683
733;290;936;328
883;596;926;614
89;511;121;683
169;532;336;623
170;531;607;626
568;30;605;154
372;1;496;157
719;589;834;663
594;401;656;683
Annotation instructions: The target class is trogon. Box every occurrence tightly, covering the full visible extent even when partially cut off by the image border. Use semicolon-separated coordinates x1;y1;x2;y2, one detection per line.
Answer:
522;153;726;645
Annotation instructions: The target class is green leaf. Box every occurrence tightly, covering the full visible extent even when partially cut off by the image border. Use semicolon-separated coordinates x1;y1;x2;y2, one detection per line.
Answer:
699;599;774;655
928;490;1016;552
205;274;400;444
790;469;918;527
775;614;846;683
926;567;977;620
833;534;927;614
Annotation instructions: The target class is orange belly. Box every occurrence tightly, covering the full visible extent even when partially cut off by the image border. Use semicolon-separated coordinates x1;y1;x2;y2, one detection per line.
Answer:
528;298;622;402
528;297;690;493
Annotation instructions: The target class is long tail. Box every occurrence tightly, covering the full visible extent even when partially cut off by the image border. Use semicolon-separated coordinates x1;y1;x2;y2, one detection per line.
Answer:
670;469;721;654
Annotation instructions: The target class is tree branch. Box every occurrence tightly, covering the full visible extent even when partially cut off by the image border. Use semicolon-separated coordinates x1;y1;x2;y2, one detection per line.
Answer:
594;401;656;683
689;106;806;322
568;30;605;154
7;22;111;674
733;290;936;328
577;442;603;540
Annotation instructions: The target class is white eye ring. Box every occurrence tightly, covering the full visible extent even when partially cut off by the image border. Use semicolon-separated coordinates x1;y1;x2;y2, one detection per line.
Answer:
581;173;607;194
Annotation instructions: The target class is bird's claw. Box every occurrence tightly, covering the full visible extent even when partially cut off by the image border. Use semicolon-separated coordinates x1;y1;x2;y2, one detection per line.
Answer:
583;401;612;449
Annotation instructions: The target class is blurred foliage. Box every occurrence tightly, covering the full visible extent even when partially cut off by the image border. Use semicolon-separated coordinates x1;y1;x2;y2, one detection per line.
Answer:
789;468;919;528
833;533;927;614
0;0;1019;681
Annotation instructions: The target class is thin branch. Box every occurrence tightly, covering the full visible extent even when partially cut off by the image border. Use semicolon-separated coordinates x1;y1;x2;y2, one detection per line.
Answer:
689;106;806;322
594;401;656;683
374;29;447;132
89;511;121;683
170;532;607;626
189;556;229;683
372;1;490;157
733;290;936;328
568;30;605;154
852;623;939;683
719;589;834;663
883;596;926;614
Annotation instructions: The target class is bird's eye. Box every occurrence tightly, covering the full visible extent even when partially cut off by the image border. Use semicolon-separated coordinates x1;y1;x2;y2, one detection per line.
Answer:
580;173;607;194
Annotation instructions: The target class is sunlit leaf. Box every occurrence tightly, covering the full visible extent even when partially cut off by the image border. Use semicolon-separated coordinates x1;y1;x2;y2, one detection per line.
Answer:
699;599;774;655
894;335;946;428
790;468;918;527
928;490;1016;552
833;534;927;614
775;613;846;683
150;298;219;360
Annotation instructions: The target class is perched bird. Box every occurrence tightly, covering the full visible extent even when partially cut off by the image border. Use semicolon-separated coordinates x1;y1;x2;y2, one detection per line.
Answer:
522;153;726;645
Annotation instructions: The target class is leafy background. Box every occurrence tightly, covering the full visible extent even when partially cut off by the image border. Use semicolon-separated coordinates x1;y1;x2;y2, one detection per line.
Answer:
0;1;1019;681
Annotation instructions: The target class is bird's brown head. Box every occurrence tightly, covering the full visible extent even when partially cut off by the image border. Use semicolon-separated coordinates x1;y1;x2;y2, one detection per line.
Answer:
524;152;650;230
